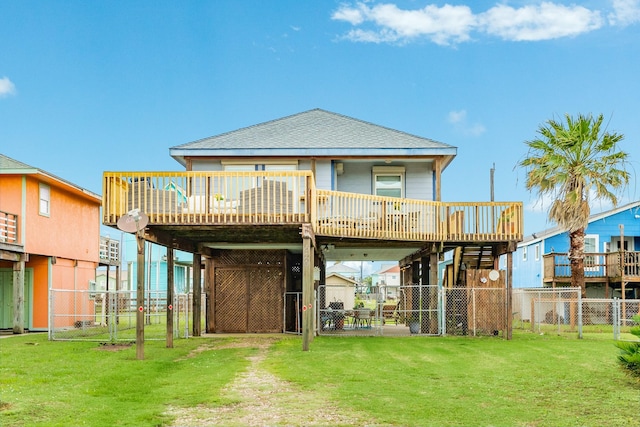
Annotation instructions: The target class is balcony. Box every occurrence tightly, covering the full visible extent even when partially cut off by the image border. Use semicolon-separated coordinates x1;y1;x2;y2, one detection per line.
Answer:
0;210;19;245
99;236;120;266
543;252;640;282
102;171;523;244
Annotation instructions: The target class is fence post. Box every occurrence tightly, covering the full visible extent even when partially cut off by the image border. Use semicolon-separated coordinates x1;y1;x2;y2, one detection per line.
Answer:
440;288;446;335
471;288;476;337
49;289;54;340
613;298;620;341
577;291;583;339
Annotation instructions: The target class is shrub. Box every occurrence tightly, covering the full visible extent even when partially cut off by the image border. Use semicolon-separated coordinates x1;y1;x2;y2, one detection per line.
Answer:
616;315;640;377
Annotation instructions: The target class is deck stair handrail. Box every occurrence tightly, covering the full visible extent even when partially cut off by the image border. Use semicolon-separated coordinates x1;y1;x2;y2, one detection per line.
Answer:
0;210;19;244
102;171;523;242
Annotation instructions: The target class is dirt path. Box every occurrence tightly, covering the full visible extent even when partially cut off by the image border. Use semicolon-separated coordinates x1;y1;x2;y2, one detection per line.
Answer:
167;339;371;426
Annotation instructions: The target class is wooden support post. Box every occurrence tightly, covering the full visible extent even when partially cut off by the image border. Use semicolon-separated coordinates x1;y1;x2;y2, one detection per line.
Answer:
13;260;25;334
166;247;174;348
136;235;145;360
429;252;439;334
192;253;202;337
506;251;513;340
302;227;314;351
205;257;215;334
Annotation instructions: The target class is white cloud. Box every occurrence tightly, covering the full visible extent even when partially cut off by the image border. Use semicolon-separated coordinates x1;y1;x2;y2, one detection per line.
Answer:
332;4;366;25
0;76;16;97
448;110;467;124
333;3;477;45
480;2;603;41
447;109;486;136
332;1;633;45
609;0;640;26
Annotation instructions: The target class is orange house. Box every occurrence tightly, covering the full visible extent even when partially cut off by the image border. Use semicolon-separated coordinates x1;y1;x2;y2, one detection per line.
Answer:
0;154;101;333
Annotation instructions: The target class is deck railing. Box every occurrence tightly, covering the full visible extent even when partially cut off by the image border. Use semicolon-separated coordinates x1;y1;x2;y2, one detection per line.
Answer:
102;172;523;242
543;252;640;280
103;171;313;225
316;190;522;241
0;210;19;244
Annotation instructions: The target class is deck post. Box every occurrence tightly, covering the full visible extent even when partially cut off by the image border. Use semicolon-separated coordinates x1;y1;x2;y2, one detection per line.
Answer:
429;252;439;334
192;252;202;337
166;247;174;348
136;236;145;360
12;259;25;334
301;226;314;351
506;251;513;340
206;257;215;333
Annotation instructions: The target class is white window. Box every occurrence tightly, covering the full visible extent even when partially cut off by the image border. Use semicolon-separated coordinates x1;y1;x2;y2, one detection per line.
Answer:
535;244;540;261
372;166;405;198
522;246;528;262
39;183;50;216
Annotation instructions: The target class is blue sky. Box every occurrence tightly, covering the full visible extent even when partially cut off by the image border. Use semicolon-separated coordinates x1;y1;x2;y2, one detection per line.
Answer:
1;0;639;237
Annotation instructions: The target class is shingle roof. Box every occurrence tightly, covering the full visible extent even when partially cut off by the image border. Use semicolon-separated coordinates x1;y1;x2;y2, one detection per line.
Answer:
0;153;101;201
520;200;640;246
0;154;35;170
174;109;452;150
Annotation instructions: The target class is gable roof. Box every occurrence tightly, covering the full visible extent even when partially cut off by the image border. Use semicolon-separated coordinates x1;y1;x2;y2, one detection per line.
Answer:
520;200;640;246
374;264;400;275
170;109;456;167
0;154;101;202
326;272;359;285
326;262;359;275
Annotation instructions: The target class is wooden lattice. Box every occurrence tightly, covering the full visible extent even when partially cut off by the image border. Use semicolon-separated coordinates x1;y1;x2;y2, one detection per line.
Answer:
213;250;285;333
248;268;284;333
214;268;247;333
216;249;285;266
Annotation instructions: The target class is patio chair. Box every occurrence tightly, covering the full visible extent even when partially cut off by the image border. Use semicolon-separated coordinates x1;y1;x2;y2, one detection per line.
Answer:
354;309;372;329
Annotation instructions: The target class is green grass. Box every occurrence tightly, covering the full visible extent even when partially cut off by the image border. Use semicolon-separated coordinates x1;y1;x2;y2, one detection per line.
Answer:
1;331;639;426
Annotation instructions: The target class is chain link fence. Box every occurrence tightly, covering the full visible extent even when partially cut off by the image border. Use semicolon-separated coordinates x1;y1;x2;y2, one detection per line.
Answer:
513;288;640;340
317;284;506;337
49;289;203;341
50;287;639;341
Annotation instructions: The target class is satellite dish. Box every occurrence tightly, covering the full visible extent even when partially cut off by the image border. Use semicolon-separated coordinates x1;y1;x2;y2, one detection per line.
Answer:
488;270;500;281
117;209;149;234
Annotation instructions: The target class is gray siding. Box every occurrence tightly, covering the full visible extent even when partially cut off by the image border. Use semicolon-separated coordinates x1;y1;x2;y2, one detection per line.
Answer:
336;161;434;201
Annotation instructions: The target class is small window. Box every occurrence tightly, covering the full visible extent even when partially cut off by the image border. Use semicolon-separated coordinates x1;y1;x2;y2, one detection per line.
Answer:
534;244;540;261
522;246;528;262
372;167;405;198
39;183;50;216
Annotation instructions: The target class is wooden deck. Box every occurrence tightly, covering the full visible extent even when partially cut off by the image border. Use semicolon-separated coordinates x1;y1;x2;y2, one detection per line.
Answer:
543;252;640;284
102;171;523;244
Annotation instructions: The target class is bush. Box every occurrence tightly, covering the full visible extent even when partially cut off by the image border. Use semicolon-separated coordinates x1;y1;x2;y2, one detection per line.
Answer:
616;315;640;377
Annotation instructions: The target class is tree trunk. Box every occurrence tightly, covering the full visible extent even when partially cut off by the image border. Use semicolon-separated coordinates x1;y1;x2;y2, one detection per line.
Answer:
569;228;586;297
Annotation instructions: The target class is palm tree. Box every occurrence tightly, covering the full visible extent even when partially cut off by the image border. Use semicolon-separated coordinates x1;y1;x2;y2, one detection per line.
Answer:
519;113;629;297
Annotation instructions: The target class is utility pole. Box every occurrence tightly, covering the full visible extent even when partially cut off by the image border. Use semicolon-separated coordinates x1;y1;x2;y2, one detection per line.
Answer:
490;163;495;202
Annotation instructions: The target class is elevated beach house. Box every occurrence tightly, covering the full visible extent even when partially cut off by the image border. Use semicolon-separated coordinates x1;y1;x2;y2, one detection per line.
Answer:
102;109;523;347
513;201;640;299
0;154;109;334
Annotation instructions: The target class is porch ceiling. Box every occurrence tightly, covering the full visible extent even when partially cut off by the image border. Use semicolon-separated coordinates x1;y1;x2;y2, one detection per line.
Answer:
138;223;426;262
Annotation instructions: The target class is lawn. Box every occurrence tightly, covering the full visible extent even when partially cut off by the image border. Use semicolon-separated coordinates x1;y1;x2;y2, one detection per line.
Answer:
1;331;638;426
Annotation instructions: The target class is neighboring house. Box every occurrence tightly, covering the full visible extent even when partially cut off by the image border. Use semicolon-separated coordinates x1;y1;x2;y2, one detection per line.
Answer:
372;264;401;299
102;109;523;340
323;272;357;310
513;200;640;298
325;261;359;281
0;154;102;333
120;233;193;294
